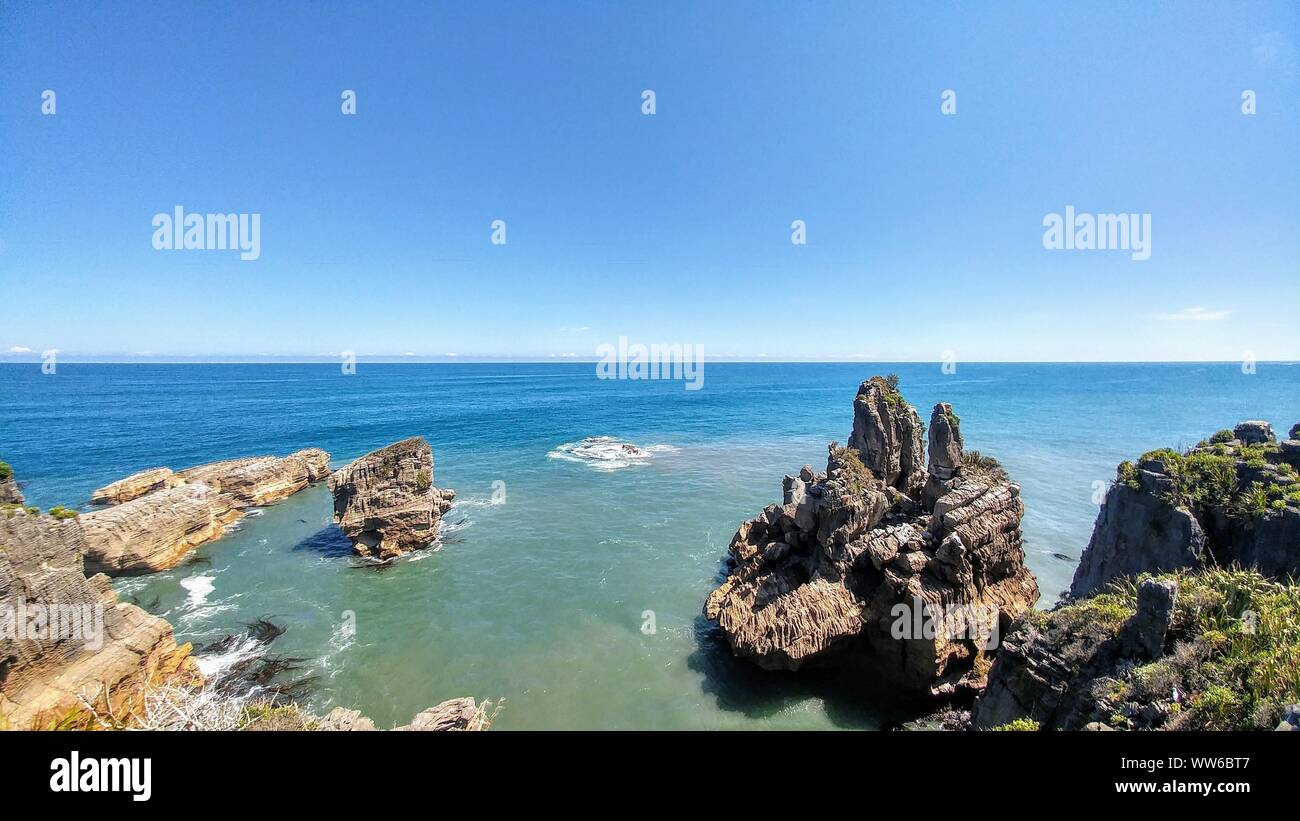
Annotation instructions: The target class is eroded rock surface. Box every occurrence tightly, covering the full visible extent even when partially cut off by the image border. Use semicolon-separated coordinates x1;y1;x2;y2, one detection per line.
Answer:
178;449;331;507
80;484;243;576
81;448;332;575
705;378;1039;695
90;468;180;505
0;509;200;729
329;437;455;560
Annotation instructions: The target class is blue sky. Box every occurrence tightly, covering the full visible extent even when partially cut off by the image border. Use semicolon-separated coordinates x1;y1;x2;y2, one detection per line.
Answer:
1;1;1297;361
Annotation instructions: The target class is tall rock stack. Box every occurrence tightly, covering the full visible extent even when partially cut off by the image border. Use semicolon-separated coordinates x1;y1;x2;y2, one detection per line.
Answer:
705;377;1039;696
328;437;456;561
847;376;926;496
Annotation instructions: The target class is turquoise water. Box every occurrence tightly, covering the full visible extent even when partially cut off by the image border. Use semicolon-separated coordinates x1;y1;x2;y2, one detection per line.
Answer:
1;362;1296;729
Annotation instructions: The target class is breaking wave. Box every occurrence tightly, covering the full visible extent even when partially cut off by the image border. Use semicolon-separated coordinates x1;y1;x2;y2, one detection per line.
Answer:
548;436;677;470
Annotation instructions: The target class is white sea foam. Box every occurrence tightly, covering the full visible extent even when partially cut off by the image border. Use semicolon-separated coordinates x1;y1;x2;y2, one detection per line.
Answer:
548;436;678;470
194;632;264;679
180;574;215;609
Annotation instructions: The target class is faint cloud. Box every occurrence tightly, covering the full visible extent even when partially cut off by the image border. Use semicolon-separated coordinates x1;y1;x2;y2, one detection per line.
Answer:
1153;307;1232;322
558;326;591;334
7;345;33;353
1254;32;1298;78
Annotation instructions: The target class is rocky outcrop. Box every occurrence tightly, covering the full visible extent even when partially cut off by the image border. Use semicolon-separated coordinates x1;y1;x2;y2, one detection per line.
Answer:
0;461;22;506
80;484;243;576
973;568;1300;730
178;449;331;507
329;437;455;560
847;376;925;495
81;448;332;575
0;509;200;729
1070;421;1300;598
314;697;492;731
90;468;180;505
705;377;1039;696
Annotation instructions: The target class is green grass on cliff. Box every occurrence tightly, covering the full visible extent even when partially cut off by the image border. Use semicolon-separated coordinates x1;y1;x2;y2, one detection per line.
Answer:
1064;568;1300;730
0;461;12;483
1128;442;1295;520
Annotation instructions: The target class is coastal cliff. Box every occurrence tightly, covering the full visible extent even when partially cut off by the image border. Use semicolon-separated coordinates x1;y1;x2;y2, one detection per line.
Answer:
704;376;1039;695
0;507;201;729
1071;420;1300;597
81;448;333;575
970;419;1300;732
329;437;456;560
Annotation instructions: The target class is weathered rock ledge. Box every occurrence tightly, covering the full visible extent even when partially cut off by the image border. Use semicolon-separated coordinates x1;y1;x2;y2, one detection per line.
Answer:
81;448;332;575
1;507;200;729
329;437;455;560
704;376;1039;696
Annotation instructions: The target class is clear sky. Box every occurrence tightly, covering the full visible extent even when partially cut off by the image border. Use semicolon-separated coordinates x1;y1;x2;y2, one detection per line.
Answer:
1;1;1297;361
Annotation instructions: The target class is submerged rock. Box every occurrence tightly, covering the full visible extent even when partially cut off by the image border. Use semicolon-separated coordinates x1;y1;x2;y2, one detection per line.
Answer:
704;377;1039;696
328;437;455;560
1071;421;1300;597
0;508;200;729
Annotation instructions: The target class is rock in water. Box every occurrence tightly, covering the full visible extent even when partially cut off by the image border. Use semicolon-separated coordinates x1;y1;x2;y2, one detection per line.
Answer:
90;467;181;505
0;509;200;728
1071;422;1300;597
329;437;455;560
80;448;332;574
80;484;243;575
177;448;332;507
704;377;1039;695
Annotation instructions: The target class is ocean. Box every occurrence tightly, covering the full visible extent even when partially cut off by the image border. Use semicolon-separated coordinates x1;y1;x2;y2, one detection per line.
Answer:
1;362;1296;729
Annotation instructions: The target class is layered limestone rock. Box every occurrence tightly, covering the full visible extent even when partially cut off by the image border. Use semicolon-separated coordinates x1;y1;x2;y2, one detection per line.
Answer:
82;448;332;575
705;378;1039;695
90;467;180;505
0;509;200;729
80;484;243;575
329;437;456;560
1071;421;1300;597
177;448;331;507
847;376;925;495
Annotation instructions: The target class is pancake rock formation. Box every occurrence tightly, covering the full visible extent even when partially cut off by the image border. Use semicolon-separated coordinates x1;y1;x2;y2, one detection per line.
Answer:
0;505;200;729
1070;420;1300;598
81;484;243;575
704;376;1039;695
82;448;332;575
328;437;456;560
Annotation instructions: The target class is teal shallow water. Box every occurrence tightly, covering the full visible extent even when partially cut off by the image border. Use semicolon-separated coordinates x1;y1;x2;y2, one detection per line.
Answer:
2;363;1296;728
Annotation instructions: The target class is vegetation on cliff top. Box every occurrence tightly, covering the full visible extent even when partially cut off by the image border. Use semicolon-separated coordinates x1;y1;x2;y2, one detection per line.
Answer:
1034;568;1300;730
0;461;12;483
1120;439;1299;520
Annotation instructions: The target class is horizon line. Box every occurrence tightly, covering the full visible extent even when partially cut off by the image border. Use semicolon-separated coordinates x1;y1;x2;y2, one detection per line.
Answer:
0;357;1295;366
